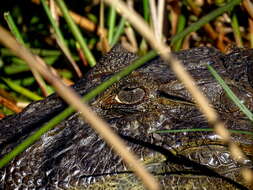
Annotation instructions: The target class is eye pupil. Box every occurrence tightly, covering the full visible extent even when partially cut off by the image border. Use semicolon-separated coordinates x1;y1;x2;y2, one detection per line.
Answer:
117;87;145;104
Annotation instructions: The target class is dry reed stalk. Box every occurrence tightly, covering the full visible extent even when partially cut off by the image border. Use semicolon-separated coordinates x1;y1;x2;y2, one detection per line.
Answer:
104;0;253;185
0;26;160;190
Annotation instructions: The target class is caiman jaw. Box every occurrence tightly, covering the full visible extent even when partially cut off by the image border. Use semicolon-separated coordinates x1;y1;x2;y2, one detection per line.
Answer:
1;46;253;189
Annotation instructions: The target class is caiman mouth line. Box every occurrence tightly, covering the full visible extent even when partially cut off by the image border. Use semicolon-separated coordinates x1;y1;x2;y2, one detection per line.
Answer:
0;46;252;189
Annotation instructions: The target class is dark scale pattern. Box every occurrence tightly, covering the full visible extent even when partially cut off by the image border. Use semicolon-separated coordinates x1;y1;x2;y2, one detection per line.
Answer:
0;45;253;189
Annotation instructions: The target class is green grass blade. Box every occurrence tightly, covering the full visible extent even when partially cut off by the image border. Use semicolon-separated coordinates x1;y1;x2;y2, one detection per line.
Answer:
4;56;59;75
108;6;117;45
111;17;126;47
1;78;43;101
170;0;241;46
172;14;186;51
0;50;157;169
0;48;61;57
154;128;253;136
143;0;150;21
3;12;25;45
139;0;150;55
231;12;243;47
41;0;66;46
207;64;253;121
0;106;73;169
3;11;50;96
41;0;82;77
55;0;96;67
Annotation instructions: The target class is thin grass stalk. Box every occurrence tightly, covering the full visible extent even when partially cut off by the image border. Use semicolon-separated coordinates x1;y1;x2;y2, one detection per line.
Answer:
149;0;158;39
155;128;253;136
1;78;43;101
4;56;58;74
110;17;126;47
170;0;242;45
41;0;82;77
11;56;58;65
0;48;61;56
231;12;243;47
139;0;150;54
41;0;67;47
0;49;157;170
104;0;253;185
0;26;159;190
125;23;138;51
207;64;253;121
143;0;150;21
4;11;49;96
3;12;25;44
108;6;117;45
55;0;96;67
172;14;186;51
157;0;165;41
98;1;110;53
99;1;105;30
1;49;157;170
249;18;253;48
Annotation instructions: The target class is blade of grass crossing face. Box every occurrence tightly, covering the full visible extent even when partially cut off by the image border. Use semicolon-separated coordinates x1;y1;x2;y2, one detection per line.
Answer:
154;128;253;136
0;50;157;169
207;64;253;121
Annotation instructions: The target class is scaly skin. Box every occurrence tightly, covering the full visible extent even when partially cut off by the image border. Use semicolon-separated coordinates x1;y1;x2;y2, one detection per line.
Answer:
0;45;252;189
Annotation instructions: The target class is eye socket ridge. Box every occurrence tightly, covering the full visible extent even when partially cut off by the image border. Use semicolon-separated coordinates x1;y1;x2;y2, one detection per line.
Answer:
115;87;146;104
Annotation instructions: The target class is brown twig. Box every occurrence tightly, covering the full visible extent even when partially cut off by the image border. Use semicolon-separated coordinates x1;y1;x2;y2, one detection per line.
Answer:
57;8;107;35
188;0;217;40
33;0;107;35
0;95;22;113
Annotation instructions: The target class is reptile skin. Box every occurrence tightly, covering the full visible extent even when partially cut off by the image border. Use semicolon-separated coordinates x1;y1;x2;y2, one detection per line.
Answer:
0;45;252;189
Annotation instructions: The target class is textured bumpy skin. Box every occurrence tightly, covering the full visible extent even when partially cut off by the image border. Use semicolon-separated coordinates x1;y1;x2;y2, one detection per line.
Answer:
0;45;253;190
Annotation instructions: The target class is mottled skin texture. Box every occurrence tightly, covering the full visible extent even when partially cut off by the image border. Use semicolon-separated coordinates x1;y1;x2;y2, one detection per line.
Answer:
0;46;253;189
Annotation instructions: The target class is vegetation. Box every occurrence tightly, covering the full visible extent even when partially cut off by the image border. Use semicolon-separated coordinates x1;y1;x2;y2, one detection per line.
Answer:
0;0;253;189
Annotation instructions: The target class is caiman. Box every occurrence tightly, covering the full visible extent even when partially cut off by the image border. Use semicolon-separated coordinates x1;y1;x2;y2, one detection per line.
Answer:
0;45;253;190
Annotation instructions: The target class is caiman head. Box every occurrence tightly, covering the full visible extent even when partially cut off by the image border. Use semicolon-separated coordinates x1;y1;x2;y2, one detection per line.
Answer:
0;45;253;189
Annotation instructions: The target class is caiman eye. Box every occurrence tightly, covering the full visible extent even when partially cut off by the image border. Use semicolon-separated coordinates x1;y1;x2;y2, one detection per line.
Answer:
115;87;145;104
